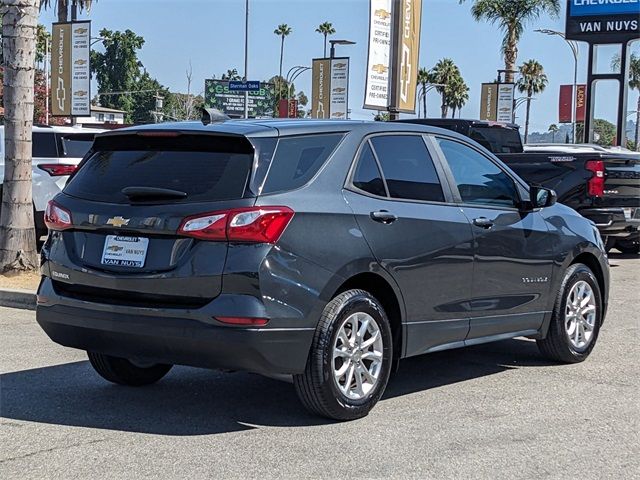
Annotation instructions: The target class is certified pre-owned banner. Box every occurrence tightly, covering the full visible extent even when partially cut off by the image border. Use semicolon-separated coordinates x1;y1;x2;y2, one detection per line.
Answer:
364;0;392;110
393;0;422;113
51;21;91;116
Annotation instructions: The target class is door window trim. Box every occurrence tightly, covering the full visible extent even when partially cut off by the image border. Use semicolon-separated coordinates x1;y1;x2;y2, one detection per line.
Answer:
345;132;456;205
428;134;527;212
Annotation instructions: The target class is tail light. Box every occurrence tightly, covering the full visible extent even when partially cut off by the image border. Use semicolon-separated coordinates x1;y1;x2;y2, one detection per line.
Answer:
178;206;294;243
38;164;78;176
586;160;605;197
44;200;72;231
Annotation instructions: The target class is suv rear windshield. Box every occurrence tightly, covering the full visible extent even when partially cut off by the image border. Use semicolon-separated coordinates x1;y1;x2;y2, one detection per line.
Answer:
64;134;254;204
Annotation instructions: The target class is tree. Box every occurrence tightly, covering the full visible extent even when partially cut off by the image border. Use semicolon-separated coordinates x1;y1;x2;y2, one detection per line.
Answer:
91;29;145;122
430;58;461;118
463;0;560;84
548;123;559;142
221;68;241;81
417;67;431;118
448;76;469;118
0;0;40;273
593;119;616;147
274;24;292;84
517;59;548;143
315;22;335;58
612;53;640;151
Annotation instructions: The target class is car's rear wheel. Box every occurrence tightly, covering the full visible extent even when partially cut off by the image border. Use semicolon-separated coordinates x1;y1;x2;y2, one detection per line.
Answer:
293;289;393;421
87;351;172;386
615;239;640;255
537;263;602;363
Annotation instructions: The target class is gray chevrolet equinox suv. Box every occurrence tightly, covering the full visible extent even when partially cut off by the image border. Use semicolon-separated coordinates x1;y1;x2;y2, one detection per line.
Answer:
37;119;609;420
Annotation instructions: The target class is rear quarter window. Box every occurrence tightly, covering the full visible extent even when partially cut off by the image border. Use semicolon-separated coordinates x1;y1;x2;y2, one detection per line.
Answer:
33;132;59;158
261;133;343;194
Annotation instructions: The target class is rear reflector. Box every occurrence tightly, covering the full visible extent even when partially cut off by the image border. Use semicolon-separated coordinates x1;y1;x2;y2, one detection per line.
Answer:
178;206;294;243
38;163;78;176
586;160;605;197
44;200;72;231
215;316;269;326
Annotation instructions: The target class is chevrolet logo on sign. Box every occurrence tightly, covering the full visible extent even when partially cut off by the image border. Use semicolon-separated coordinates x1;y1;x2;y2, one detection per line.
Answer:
106;216;130;228
372;64;388;74
374;8;391;19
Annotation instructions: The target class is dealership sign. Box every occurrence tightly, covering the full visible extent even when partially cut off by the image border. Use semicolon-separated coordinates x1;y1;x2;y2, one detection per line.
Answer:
480;83;514;122
364;0;392;110
565;0;640;42
204;80;275;118
51;21;91;116
311;58;350;119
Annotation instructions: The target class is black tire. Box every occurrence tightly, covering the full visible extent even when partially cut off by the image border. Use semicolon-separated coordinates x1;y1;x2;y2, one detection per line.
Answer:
293;289;393;421
87;351;172;386
604;236;616;254
615;239;640;255
537;263;602;363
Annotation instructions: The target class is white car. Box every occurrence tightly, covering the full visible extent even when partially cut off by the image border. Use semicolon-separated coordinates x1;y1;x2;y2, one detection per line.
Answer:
0;125;103;240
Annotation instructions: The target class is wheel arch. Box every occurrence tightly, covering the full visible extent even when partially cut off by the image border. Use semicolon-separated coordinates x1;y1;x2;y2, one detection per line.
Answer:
570;252;608;320
332;271;405;365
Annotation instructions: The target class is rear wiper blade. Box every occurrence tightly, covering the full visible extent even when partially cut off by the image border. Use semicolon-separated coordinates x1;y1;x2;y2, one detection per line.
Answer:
121;186;188;199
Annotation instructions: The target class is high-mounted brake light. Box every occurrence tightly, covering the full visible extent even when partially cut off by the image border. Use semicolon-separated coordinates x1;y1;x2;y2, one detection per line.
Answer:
38;163;78;176
586;160;605;198
136;131;181;138
44;200;72;231
177;206;294;243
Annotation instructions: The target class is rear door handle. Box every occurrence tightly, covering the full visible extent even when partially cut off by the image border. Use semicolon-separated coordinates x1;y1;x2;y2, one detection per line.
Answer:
473;217;494;229
370;210;398;224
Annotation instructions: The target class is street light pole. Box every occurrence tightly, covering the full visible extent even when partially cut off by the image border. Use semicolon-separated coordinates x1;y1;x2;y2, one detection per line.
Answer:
536;29;580;143
244;0;249;119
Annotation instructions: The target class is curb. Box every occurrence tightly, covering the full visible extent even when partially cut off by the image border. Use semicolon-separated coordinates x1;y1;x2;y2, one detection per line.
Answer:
0;288;37;310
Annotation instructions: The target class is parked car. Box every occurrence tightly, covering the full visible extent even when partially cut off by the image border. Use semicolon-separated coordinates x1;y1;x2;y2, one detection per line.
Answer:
396;119;640;254
0;125;102;241
37;119;609;420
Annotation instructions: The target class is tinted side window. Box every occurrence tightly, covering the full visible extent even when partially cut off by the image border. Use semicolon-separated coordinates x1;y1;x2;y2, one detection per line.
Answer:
33;132;58;158
370;135;444;202
262;134;343;194
437;138;519;208
469;127;522;154
352;142;386;197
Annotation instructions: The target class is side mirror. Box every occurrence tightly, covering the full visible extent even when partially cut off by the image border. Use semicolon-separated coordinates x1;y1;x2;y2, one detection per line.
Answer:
530;185;557;209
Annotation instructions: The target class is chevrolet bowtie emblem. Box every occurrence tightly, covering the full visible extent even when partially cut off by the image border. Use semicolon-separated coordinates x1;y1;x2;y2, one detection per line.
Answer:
106;216;130;227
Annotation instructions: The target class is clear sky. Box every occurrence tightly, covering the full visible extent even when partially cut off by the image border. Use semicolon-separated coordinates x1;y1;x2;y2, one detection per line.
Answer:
38;0;639;134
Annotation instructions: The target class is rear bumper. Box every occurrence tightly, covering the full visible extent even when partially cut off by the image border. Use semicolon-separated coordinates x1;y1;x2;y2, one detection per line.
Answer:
579;207;640;238
36;277;314;375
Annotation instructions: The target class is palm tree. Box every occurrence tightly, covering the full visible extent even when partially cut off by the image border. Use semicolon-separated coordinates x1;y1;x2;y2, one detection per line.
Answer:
0;0;40;272
430;58;461;118
41;0;95;22
463;0;560;84
517;59;548;143
417;67;431;118
315;22;335;58
548;123;559;142
448;77;470;118
274;24;292;80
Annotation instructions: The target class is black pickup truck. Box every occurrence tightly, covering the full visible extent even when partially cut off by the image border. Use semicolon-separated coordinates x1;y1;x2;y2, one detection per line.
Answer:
397;119;640;253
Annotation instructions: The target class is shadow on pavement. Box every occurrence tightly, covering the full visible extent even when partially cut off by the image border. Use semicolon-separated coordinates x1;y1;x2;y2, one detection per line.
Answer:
1;338;554;435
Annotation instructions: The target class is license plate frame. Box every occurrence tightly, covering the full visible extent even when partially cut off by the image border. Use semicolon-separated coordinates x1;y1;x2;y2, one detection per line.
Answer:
101;235;149;268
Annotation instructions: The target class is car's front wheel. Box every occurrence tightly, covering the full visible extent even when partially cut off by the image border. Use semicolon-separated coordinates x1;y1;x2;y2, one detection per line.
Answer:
537;263;602;363
87;352;172;386
293;289;393;421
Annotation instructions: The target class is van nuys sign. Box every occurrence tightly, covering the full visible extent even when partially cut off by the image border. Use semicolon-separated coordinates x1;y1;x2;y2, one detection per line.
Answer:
565;0;640;42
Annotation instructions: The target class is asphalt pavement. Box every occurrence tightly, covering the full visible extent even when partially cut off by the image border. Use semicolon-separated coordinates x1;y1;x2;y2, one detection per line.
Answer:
1;253;638;479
